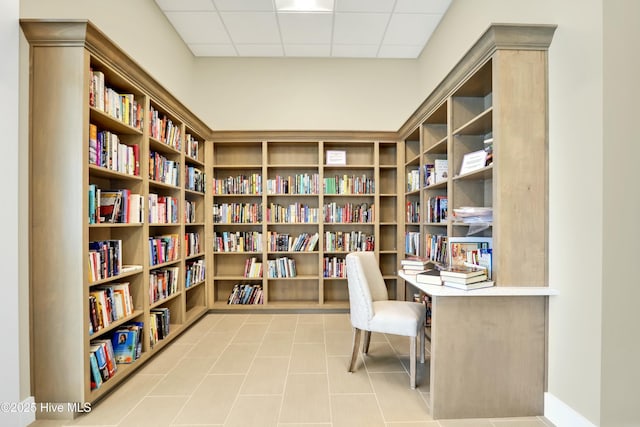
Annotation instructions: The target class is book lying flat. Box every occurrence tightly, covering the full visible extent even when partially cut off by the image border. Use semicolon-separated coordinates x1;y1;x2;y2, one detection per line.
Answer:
439;265;486;279
415;270;442;285
443;280;494;290
440;273;487;284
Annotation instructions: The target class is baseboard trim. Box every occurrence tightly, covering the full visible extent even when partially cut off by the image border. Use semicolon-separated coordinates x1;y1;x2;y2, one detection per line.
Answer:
545;392;597;427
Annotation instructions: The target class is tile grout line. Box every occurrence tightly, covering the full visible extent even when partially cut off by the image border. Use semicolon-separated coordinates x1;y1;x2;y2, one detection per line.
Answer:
275;314;298;425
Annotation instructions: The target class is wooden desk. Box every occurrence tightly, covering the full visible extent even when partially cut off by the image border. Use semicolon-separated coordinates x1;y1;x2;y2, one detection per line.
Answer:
400;272;558;420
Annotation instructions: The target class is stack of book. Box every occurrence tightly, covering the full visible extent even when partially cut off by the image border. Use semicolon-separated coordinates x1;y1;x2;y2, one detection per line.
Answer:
400;257;432;275
439;265;494;290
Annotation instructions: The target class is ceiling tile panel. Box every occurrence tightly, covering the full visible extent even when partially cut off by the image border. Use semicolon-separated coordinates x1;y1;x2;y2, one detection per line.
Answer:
213;0;274;11
335;0;395;13
278;12;333;44
221;12;281;44
394;0;451;14
333;13;389;45
155;0;215;12
164;11;230;44
383;13;442;46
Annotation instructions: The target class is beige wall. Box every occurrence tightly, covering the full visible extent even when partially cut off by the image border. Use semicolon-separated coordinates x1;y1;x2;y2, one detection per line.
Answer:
602;1;640;426
17;0;635;425
1;0;23;423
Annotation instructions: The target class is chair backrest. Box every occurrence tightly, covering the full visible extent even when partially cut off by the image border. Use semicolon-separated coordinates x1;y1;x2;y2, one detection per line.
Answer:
346;252;389;329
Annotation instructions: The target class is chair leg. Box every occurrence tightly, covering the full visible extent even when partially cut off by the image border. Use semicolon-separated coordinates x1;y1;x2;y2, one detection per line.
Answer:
410;335;416;389
420;326;425;364
348;328;362;372
363;330;372;354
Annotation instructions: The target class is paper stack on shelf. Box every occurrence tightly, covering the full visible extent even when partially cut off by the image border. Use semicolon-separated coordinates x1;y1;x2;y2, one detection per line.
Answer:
452;207;493;235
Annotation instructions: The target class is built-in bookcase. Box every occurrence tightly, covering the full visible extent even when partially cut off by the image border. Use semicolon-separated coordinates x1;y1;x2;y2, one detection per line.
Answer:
399;25;554;292
22;20;212;416
210;135;399;308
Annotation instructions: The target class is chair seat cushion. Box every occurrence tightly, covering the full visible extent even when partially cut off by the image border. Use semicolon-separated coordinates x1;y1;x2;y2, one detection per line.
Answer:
370;300;425;337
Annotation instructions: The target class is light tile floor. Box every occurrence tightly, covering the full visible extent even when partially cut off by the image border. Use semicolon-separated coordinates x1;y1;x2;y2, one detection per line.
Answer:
29;313;555;427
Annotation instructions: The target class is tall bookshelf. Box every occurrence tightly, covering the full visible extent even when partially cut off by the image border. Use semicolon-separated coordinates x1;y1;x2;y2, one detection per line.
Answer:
209;133;400;309
400;24;555;289
22;20;212;416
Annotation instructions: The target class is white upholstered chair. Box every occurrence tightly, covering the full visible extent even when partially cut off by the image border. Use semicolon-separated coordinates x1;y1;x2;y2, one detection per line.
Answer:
345;251;426;389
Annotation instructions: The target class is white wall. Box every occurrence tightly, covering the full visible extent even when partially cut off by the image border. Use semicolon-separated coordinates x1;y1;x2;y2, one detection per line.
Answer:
1;0;25;425
601;1;640;425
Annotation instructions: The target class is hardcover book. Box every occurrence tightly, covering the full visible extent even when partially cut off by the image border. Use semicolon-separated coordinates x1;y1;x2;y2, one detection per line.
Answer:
415;269;443;285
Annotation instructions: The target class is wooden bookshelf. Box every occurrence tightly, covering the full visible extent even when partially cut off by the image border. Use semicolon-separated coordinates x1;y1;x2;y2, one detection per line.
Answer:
398;24;556;418
209;133;398;309
21;20;212;417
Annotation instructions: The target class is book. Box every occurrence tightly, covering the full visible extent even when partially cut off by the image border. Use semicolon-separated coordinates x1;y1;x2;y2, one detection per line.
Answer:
447;237;493;268
439;272;487;284
439;264;487;279
415;269;443;285
434;159;448;183
443;280;495;291
89;351;102;390
401;256;432;267
112;329;137;364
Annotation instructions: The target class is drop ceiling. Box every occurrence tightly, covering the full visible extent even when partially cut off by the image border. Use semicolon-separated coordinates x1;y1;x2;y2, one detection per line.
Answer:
154;0;452;58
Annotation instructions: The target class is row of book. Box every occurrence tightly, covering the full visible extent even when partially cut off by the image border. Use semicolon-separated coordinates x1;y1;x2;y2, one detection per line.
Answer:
405;231;420;256
149;308;170;349
149;267;179;304
149;151;180;186
426;196;447;223
244;257;263;278
149;105;181;150
149;234;180;266
324;230;374;252
323;256;346;278
89;321;144;390
185;166;205;193
266;173;320;195
89;125;140;176
424;159;448;187
406;200;420;223
88;240;122;282
148;194;179;224
89;186;144;224
214;231;263;252
185;133;200;161
213;202;262;224
185;200;198;224
89;282;134;335
323;202;374;223
185;259;206;288
425;233;448;265
185;232;201;257
267;257;297;278
89;68;144;130
323;174;374;195
267;231;319;252
266;203;319;224
227;283;263;305
407;169;420;192
213;174;262;195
